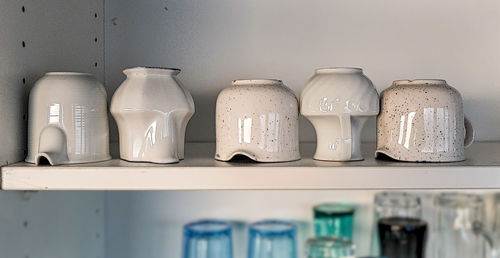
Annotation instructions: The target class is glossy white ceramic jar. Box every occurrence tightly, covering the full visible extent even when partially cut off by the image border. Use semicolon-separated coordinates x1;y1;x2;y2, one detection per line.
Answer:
26;72;110;165
301;68;379;161
110;67;195;164
215;79;300;162
376;79;474;162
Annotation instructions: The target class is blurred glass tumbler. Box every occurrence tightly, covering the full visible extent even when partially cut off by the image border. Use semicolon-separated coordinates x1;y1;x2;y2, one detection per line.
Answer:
378;217;427;258
248;220;297;258
431;192;498;258
183;220;233;258
314;203;355;240
371;192;422;256
306;236;355;258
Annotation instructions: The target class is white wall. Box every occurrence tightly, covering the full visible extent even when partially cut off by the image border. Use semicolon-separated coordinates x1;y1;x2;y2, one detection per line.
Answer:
105;0;500;144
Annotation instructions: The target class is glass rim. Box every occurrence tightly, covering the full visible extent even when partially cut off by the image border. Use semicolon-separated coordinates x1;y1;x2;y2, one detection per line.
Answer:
435;192;484;208
313;203;356;216
374;191;421;208
306;236;355;256
377;216;428;227
249;220;296;237
184;219;231;237
307;235;353;247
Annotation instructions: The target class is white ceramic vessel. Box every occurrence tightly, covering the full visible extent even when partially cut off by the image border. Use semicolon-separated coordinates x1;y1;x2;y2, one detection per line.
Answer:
110;67;195;164
376;79;474;162
301;68;379;161
26;72;110;165
215;79;300;162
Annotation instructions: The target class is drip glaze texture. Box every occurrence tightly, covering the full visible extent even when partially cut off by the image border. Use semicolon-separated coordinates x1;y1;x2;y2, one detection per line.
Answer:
301;68;379;161
26;72;110;165
215;79;300;162
376;80;474;162
110;67;195;164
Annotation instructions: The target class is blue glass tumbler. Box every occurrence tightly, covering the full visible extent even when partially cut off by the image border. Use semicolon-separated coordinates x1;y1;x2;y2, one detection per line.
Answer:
248;220;297;258
182;220;233;258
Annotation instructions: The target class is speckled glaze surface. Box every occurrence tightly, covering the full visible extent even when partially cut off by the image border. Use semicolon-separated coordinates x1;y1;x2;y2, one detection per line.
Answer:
376;79;474;162
110;67;195;164
26;72;110;165
301;68;379;161
215;79;300;162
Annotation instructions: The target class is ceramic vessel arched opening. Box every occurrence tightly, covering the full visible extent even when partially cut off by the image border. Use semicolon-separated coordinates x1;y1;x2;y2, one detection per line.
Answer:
26;72;110;165
215;79;300;163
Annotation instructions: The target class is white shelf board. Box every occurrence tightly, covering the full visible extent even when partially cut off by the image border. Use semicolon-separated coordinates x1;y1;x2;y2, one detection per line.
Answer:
2;142;500;190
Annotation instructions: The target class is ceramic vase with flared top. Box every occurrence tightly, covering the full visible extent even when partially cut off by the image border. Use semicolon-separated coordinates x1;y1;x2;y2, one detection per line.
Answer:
110;67;195;164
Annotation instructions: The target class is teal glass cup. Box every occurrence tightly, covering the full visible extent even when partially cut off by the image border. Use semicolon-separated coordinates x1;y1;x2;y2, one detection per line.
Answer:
314;203;356;240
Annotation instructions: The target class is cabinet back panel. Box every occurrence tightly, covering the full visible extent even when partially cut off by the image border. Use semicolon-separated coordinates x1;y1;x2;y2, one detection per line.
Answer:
0;0;104;165
105;0;500;143
0;191;105;258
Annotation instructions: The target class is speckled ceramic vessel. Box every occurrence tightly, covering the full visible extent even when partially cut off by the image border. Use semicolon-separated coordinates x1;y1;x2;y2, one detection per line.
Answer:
215;79;300;162
301;68;379;161
376;79;474;162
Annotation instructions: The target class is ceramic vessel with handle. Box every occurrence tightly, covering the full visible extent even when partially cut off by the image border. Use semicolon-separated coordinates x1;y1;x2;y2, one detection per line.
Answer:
301;68;379;161
26;72;110;165
376;79;474;162
110;67;195;164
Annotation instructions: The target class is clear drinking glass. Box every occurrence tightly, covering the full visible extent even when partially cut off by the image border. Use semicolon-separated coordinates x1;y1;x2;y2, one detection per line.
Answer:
371;192;422;256
306;236;355;258
248;220;297;258
183;220;233;258
431;192;498;258
495;193;500;232
314;203;356;240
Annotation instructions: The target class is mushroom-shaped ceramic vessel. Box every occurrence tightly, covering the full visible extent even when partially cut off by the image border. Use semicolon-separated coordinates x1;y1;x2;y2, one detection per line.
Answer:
301;68;379;161
215;79;300;162
110;67;195;163
375;79;474;162
26;72;110;165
